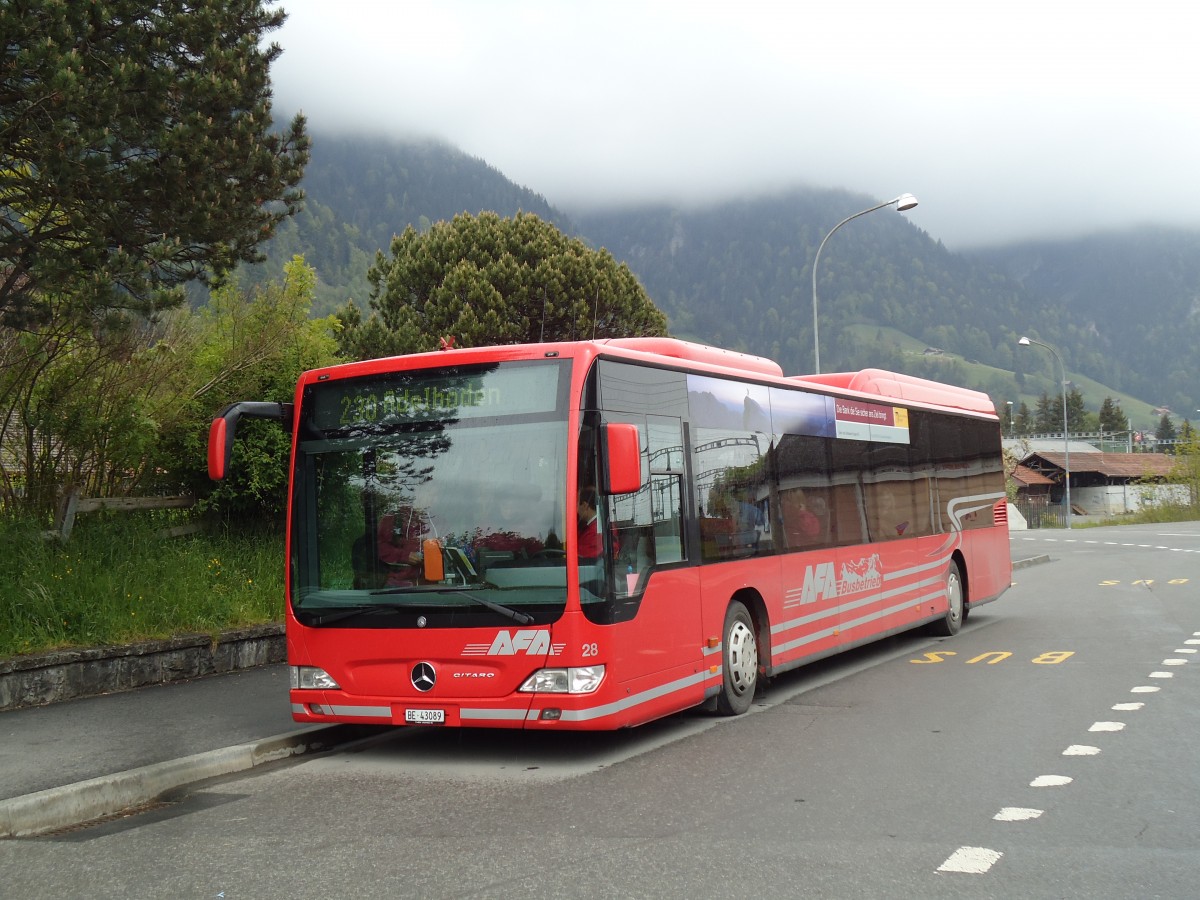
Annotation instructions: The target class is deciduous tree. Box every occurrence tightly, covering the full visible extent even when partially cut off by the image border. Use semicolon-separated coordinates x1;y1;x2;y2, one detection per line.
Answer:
0;257;338;519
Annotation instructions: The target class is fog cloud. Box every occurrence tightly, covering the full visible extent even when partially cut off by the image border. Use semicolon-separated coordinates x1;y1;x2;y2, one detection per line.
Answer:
271;0;1200;248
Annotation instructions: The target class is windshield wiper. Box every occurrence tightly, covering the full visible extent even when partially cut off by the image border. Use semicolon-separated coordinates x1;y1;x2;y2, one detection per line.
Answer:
305;602;410;626
370;584;534;624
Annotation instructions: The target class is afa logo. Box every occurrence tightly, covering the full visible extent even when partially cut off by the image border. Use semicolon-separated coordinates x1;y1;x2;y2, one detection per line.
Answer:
799;562;839;604
793;554;883;604
461;629;566;657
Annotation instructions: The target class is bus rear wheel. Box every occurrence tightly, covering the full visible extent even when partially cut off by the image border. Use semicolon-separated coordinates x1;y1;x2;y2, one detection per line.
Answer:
717;601;758;716
931;560;964;637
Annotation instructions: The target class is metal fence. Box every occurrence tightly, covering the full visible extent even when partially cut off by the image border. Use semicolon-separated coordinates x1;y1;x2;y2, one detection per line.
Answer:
1014;499;1065;529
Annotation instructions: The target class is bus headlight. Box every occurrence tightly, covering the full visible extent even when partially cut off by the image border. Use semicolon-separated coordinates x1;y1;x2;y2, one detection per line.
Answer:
290;665;340;690
519;665;605;694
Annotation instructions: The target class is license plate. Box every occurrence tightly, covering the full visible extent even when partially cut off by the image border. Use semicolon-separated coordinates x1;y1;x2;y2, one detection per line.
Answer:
405;708;445;724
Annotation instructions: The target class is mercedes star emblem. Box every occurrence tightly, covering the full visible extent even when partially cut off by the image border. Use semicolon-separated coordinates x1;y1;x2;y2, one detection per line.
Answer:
411;662;436;692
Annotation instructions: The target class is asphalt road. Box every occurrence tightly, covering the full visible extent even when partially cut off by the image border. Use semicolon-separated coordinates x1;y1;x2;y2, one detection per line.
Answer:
3;523;1198;898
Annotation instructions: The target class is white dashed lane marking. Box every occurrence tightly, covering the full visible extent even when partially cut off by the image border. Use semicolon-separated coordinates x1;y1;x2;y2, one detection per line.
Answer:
994;807;1043;822
938;846;1003;874
932;617;1197;878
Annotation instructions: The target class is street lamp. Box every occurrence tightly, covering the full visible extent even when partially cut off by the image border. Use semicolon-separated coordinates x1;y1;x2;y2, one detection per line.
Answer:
1006;400;1014;436
811;193;918;374
1019;335;1071;528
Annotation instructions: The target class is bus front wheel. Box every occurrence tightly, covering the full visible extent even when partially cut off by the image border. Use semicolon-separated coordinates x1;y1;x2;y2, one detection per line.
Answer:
717;601;758;716
931;560;964;637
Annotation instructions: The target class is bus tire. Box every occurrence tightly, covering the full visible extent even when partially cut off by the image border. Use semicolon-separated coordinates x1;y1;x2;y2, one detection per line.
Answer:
931;560;964;637
716;601;758;716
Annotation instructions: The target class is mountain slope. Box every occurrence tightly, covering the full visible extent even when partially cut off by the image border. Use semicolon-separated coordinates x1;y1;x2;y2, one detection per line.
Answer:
245;132;1200;419
246;132;567;314
972;229;1200;415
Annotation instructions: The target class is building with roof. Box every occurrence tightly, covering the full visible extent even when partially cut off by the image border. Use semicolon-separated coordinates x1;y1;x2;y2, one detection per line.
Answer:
1020;451;1183;516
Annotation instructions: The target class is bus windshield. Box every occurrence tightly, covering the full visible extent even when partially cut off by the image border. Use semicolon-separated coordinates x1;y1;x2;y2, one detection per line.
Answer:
289;360;572;627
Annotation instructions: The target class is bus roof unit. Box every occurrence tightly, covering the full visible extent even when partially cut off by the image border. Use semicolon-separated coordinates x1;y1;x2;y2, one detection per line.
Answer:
600;338;784;378
791;369;996;416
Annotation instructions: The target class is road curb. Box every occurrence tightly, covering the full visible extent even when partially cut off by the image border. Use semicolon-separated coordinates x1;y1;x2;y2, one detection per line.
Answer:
1012;554;1052;570
0;724;347;839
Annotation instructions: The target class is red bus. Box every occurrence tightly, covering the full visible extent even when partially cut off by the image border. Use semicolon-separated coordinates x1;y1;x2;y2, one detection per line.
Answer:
209;337;1010;730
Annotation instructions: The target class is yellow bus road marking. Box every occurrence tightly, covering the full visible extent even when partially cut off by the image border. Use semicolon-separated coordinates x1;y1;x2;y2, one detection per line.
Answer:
910;651;1075;665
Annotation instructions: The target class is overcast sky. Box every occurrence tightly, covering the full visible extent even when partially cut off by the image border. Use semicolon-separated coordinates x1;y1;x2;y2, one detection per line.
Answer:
270;0;1200;249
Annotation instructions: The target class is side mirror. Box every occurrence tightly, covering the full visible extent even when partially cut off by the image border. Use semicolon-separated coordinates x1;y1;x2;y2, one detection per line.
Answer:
207;401;293;480
602;423;642;495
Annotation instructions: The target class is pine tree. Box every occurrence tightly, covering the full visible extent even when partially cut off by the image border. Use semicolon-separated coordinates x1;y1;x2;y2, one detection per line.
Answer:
1097;397;1127;433
1;0;309;327
1034;393;1061;434
1156;413;1177;443
1014;401;1033;436
1066;385;1088;432
343;212;668;360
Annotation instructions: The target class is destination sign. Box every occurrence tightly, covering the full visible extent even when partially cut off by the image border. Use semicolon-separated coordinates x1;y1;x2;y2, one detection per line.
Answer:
308;360;568;430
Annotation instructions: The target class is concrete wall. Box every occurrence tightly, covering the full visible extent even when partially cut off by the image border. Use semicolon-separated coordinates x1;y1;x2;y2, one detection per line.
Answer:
0;624;284;712
1073;484;1189;516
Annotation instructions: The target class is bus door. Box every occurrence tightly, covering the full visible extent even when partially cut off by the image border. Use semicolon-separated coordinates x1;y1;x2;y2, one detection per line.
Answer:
588;360;701;707
597;414;699;687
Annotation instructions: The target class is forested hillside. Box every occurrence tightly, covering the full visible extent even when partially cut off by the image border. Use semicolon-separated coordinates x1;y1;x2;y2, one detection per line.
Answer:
245;133;566;314
572;192;1031;384
249;132;1200;418
973;229;1200;417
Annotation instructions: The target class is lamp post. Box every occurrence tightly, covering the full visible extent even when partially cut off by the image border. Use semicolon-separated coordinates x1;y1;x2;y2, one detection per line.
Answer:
1006;400;1014;437
1019;335;1071;528
811;193;918;374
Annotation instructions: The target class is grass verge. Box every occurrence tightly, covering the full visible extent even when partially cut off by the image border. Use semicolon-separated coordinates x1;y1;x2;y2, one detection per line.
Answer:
1076;503;1200;528
0;514;284;659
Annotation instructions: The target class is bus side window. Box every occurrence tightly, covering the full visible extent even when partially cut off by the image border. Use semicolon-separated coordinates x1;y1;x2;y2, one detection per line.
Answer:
609;416;685;594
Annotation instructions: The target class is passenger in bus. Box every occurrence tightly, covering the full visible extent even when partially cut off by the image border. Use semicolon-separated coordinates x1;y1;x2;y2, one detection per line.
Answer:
781;489;822;548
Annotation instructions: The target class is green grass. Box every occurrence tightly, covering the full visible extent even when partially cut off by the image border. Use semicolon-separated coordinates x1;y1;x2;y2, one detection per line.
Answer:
0;515;285;658
1077;503;1200;528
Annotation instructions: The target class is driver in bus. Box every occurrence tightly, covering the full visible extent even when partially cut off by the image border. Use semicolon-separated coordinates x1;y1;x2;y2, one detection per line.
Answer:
576;486;604;559
377;503;431;586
